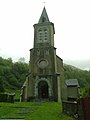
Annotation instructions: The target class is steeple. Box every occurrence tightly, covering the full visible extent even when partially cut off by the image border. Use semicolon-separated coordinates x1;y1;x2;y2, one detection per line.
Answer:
38;7;50;23
21;5;64;103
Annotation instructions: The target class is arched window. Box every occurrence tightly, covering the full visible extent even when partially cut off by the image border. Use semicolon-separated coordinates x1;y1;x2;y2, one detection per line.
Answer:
44;29;48;41
38;29;42;41
38;28;48;42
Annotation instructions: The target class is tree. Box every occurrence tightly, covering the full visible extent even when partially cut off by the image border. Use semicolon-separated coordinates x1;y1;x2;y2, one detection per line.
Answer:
0;76;4;92
82;86;90;97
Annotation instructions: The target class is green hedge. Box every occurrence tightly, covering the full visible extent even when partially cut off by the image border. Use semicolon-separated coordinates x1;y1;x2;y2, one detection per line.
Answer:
0;93;8;102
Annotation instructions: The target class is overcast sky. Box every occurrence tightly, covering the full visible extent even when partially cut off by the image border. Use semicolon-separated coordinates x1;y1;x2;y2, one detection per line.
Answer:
0;0;90;69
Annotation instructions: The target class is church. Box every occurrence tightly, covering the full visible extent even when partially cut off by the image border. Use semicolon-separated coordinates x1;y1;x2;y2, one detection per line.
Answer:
21;7;66;102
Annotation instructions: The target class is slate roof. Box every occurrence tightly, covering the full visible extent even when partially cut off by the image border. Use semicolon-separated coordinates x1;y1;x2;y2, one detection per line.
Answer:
65;79;80;87
38;7;50;23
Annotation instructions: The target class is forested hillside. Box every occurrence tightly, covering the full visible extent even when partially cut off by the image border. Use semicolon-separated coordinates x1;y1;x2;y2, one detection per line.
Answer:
0;57;29;92
64;64;90;86
0;57;90;96
64;64;90;96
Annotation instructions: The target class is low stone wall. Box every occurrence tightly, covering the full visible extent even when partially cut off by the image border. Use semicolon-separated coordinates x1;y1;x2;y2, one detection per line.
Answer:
62;100;78;118
62;97;90;120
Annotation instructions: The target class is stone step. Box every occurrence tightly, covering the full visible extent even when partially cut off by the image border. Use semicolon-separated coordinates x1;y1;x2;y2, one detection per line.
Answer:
0;118;24;120
0;117;24;120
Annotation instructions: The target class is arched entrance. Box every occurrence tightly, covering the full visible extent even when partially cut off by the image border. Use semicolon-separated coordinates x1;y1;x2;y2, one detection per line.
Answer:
38;81;49;99
35;78;52;98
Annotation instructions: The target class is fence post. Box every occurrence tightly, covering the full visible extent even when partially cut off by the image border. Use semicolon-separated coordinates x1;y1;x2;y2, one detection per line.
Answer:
82;97;90;120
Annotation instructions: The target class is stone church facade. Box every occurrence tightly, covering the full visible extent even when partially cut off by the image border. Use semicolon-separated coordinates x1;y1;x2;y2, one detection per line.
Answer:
21;7;65;102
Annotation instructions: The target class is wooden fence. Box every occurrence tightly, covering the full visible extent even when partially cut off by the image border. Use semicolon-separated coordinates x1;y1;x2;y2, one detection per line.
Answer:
82;97;90;120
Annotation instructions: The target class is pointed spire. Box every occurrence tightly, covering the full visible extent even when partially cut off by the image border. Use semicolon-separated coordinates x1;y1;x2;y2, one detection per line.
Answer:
38;7;50;23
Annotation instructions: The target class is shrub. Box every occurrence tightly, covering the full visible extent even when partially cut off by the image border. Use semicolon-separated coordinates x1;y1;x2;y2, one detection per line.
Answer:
82;86;90;97
0;93;8;102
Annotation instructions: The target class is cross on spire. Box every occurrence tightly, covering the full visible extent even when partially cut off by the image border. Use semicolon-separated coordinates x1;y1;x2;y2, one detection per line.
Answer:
43;1;46;4
42;1;46;6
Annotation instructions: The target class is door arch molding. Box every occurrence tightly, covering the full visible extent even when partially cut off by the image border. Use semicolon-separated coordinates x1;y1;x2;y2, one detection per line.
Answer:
35;78;52;98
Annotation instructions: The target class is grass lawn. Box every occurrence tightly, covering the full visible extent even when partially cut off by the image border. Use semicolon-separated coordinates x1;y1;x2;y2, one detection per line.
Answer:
0;102;74;120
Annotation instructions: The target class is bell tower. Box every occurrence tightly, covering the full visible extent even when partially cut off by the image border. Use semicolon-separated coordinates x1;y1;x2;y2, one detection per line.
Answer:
34;7;55;48
21;7;64;102
30;7;57;77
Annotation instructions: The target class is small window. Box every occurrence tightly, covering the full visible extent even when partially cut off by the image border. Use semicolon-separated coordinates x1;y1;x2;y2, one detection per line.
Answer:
45;38;47;40
45;50;49;55
45;34;47;38
44;29;47;31
39;32;42;35
39;29;42;34
37;50;40;56
44;29;47;34
39;29;42;32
